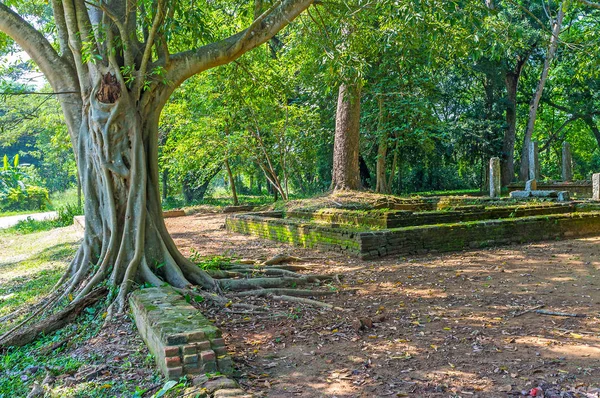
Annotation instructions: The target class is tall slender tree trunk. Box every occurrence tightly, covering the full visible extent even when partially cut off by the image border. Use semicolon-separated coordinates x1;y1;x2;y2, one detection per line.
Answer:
502;68;521;186
519;3;565;180
375;96;389;193
332;82;362;191
224;159;239;206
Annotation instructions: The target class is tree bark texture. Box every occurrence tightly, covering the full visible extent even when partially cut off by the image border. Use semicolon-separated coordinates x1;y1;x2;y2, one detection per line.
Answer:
502;56;528;187
332;82;362;191
375;96;390;194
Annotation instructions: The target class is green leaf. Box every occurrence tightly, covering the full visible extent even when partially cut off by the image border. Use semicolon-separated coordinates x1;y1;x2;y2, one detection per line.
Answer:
153;380;178;398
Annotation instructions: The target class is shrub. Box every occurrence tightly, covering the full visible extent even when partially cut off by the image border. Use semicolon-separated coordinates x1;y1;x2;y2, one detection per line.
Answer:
0;155;49;211
0;185;49;211
5;204;83;234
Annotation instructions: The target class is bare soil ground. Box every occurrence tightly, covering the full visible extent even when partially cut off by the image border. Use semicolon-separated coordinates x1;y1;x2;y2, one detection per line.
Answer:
166;213;600;398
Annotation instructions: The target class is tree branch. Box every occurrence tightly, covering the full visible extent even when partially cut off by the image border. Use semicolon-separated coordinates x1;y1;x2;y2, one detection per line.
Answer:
579;0;600;9
0;2;76;91
136;0;166;95
166;0;313;91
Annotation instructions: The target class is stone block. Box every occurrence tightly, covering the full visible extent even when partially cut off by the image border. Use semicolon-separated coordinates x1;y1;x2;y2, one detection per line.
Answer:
203;360;217;373
165;356;181;367
200;350;216;362
594;173;600;200
529;141;540;180
129;288;233;380
164;346;180;357
525;179;537;191
184;354;198;364
530;190;558;198
489;157;501;198
509;190;531;199
558;191;570;202
166;366;183;379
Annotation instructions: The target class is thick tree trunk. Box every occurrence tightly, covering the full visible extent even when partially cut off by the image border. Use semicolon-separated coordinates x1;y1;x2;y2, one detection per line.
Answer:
224;159;239;206
332;82;362;191
519;3;565;180
61;72;215;314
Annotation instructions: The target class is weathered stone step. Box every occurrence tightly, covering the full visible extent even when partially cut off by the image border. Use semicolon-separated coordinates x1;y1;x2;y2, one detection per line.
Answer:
129;287;233;380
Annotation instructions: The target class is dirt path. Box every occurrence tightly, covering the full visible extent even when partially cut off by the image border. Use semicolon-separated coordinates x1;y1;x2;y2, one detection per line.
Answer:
166;213;600;398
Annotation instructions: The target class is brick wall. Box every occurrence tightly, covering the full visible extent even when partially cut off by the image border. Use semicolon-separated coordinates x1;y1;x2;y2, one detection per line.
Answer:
227;211;600;260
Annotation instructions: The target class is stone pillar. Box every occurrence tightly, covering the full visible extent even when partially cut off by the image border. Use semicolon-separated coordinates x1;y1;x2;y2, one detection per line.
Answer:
525;179;537;191
562;142;573;182
489;157;501;198
528;141;540;180
593;173;600;201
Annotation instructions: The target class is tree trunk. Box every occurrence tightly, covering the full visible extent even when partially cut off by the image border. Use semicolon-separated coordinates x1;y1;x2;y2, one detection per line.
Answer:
60;73;216;313
0;0;316;326
583;116;600;148
332;82;362;191
224;158;239;206
502;70;520;186
375;96;389;193
519;3;565;181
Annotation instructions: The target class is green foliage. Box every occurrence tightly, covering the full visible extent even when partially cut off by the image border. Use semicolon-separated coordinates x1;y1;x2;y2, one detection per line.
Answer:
0;155;49;211
189;251;233;271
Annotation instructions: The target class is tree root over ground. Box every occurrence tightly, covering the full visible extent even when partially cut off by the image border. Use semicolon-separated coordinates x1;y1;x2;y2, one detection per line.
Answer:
0;254;342;348
0;287;107;349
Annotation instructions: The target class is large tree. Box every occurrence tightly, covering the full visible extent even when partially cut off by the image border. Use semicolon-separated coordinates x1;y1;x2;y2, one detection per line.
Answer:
0;0;313;315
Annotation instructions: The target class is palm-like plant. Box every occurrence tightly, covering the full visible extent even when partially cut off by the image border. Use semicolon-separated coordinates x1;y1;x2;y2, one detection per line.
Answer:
0;154;28;194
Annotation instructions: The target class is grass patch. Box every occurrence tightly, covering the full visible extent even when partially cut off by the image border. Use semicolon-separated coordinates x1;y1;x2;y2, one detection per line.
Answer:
0;227;163;397
1;204;83;235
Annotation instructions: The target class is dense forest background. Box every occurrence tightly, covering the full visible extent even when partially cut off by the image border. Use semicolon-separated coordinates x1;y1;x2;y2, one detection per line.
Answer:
1;0;599;207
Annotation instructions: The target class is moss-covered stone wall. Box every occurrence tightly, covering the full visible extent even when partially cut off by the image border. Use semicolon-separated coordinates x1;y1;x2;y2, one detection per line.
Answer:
288;203;578;229
360;212;600;259
227;211;600;260
226;212;362;255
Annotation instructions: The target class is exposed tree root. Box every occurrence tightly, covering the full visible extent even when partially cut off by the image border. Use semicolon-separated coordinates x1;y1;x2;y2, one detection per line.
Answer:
218;275;334;291
262;253;307;265
233;288;337;297
271;295;346;311
0;288;107;349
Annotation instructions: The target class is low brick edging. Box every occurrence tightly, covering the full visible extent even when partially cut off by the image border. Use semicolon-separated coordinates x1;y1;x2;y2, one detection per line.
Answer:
129;288;233;380
227;210;600;260
226;212;362;256
358;211;600;259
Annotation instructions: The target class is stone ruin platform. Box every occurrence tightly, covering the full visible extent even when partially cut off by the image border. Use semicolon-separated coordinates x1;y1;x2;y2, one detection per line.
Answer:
129;287;233;380
226;197;600;260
